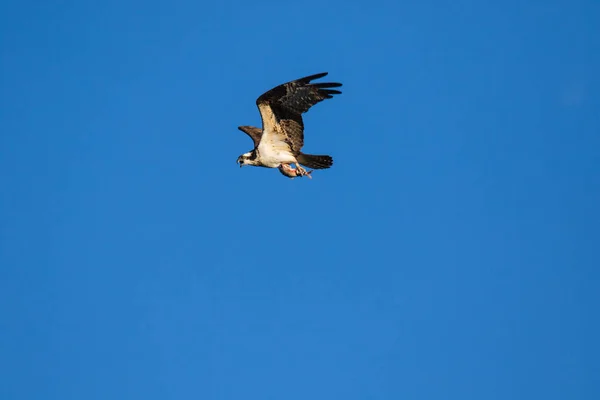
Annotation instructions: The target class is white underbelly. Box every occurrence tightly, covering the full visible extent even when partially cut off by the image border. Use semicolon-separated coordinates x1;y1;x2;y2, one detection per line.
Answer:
257;125;297;168
257;146;297;168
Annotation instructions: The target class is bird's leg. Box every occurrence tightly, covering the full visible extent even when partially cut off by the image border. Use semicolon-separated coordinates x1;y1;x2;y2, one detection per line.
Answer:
295;163;313;179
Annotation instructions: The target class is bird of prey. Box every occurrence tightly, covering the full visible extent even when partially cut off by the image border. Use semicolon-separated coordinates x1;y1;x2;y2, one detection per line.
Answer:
236;72;342;179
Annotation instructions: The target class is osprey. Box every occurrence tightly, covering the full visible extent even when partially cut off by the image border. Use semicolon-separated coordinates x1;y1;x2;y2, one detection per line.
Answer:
236;72;342;179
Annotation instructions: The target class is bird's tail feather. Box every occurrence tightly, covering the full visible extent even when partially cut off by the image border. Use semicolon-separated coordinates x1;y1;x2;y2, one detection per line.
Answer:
297;153;333;170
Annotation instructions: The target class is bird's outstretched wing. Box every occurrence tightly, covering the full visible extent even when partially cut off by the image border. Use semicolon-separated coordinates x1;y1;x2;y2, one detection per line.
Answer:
256;72;342;115
237;126;263;148
256;72;342;153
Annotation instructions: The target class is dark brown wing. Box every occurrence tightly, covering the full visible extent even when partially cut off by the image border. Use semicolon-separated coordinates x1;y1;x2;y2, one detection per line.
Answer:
256;72;342;153
237;125;263;148
256;72;342;115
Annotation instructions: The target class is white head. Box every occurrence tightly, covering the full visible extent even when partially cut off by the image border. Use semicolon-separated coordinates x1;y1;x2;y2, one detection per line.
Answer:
236;150;259;167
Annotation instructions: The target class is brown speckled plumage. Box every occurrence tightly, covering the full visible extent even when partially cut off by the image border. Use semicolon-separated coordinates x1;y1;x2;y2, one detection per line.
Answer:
236;72;341;178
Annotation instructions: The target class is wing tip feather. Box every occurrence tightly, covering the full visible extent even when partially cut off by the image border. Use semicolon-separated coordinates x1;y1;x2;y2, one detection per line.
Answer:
301;72;329;82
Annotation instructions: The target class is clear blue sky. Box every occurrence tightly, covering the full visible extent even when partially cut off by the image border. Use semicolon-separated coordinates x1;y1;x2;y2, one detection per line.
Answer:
1;1;598;399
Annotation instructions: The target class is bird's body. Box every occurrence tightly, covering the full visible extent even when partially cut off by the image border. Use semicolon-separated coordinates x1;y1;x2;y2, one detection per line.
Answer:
236;72;342;179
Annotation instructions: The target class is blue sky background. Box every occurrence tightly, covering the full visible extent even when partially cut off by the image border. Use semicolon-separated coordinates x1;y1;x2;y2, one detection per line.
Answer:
1;1;599;399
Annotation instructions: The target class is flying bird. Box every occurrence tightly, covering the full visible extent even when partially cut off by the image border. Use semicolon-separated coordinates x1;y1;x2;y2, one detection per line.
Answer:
236;72;342;179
